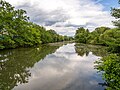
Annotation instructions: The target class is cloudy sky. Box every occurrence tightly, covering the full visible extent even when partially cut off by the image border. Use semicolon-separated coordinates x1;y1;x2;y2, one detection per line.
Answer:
6;0;119;36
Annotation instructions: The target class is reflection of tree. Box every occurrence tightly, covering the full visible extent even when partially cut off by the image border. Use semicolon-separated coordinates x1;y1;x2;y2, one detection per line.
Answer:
75;43;108;57
0;45;60;90
75;44;89;56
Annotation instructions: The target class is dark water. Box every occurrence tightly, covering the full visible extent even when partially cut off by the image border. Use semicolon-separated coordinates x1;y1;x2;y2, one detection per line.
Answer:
0;43;107;90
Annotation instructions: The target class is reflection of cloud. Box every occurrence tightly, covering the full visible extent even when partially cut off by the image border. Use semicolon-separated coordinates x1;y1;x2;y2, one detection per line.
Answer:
89;80;98;85
14;44;103;90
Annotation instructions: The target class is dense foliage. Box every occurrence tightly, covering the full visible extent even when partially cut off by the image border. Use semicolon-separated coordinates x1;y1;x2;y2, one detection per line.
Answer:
75;27;89;44
0;0;73;49
75;27;120;52
95;54;120;90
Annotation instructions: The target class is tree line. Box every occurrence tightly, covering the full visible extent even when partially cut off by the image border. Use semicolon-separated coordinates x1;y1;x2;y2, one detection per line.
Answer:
75;27;120;53
0;0;73;49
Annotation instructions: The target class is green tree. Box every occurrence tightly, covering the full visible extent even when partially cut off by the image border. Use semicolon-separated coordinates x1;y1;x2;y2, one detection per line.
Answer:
75;27;89;43
0;0;29;48
95;54;120;90
89;27;110;44
99;28;120;52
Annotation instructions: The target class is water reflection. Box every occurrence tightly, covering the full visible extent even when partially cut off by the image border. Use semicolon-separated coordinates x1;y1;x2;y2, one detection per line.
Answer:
10;43;107;90
75;43;108;57
0;45;59;90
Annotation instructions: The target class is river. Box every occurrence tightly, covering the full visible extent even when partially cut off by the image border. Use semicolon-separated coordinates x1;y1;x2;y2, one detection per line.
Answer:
0;43;108;90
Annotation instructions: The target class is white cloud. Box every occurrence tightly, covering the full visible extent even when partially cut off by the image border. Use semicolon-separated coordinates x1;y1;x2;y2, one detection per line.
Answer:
6;0;115;36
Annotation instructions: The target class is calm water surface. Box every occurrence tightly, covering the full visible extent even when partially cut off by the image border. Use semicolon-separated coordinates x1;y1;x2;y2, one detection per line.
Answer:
0;43;107;90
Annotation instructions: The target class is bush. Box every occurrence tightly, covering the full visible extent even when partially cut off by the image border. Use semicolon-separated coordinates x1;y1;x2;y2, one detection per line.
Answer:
95;54;120;90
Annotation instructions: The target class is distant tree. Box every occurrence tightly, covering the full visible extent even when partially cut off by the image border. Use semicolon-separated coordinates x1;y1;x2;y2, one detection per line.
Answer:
75;27;89;43
89;27;110;44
